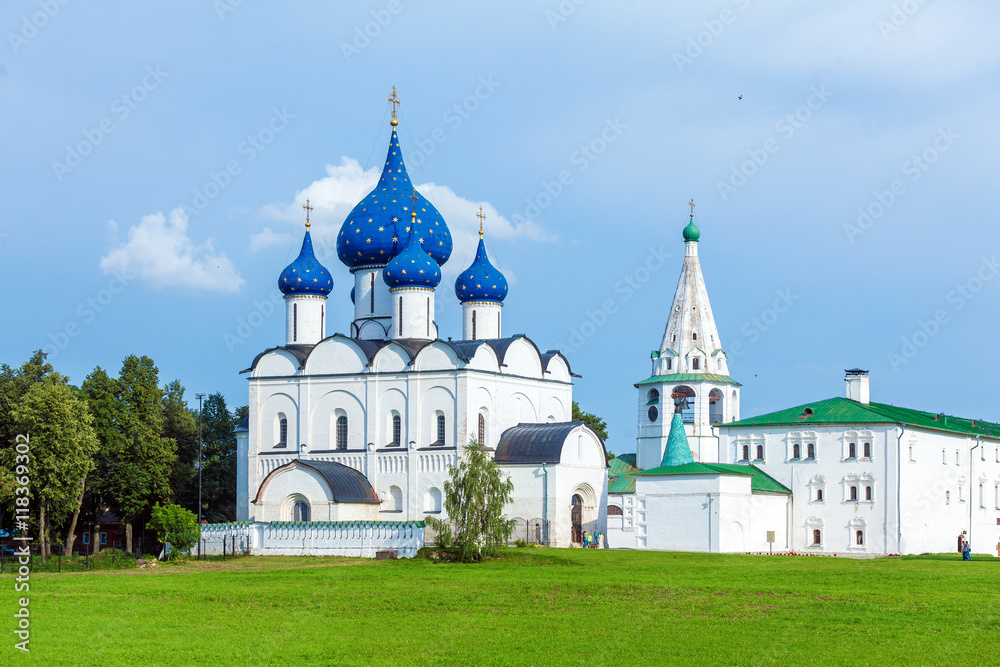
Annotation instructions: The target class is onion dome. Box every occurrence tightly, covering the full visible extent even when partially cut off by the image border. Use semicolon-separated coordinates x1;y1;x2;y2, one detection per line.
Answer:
337;129;452;271
278;229;333;296
683;216;700;242
383;213;441;289
455;229;508;304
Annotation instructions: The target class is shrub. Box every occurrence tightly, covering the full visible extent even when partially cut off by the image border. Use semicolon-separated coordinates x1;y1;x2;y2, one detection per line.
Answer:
147;503;200;558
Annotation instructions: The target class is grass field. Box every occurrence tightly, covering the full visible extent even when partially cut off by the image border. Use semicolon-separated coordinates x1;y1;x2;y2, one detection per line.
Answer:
4;548;1000;665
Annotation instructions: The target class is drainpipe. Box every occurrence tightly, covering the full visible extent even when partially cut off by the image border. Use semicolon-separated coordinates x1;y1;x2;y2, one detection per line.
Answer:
541;462;548;546
895;425;905;554
970;436;980;550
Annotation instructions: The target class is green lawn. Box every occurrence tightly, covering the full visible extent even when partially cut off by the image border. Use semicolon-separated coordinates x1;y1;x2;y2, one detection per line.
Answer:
4;549;1000;665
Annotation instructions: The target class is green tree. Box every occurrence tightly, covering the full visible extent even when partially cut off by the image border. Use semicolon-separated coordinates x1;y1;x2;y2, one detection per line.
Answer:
426;442;515;562
99;356;177;554
162;381;199;513
9;377;98;561
572;401;609;443
81;366;122;551
198;393;241;523
147;502;200;558
0;351;55;456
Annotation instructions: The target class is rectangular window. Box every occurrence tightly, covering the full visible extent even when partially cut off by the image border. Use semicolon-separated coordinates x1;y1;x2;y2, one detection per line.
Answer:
336;416;348;450
100;532;107;546
863;442;871;458
692;358;700;370
83;532;90;545
436;415;446;444
812;529;821;545
807;443;815;459
370;273;375;313
666;358;672;370
293;303;298;342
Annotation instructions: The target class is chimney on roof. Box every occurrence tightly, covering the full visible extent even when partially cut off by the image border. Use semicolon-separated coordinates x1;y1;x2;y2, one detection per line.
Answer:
845;369;870;404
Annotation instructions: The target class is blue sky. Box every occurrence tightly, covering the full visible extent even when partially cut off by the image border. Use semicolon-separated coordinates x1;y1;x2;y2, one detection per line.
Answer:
2;1;999;454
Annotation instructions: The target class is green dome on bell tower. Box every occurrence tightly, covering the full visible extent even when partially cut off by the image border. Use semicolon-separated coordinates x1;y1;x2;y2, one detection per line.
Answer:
682;198;700;242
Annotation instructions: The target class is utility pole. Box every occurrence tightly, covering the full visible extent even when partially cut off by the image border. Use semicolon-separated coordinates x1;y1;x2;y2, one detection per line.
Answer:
196;393;206;525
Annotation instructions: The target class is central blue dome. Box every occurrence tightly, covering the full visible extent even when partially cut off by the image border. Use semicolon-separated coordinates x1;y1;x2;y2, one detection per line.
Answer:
279;230;333;296
455;237;508;304
337;129;452;271
383;216;441;289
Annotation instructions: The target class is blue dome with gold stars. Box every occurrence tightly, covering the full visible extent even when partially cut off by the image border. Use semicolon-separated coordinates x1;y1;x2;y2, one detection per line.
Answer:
279;230;333;296
455;237;508;304
383;216;441;289
337;129;452;271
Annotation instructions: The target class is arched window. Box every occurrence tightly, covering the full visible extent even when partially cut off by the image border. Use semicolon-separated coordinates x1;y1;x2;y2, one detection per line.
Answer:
708;389;724;424
807;443;815;459
672;386;696;423
812;529;822;545
648;388;660;404
425;487;442;513
850;486;858;501
398;297;403;333
865;486;873;501
848;442;856;459
979;483;984;507
388;486;403;512
392;414;401;445
755;445;764;461
292;500;310;522
793;444;801;459
370;273;375;313
478;413;486;445
692;357;700;370
942;449;946;464
856;530;864;545
945;490;950;505
336;415;348;450
955;450;960;465
472;310;477;339
436;413;446;445
692;332;698;340
666;358;672;370
607;505;623;516
816;488;824;501
278;415;288;447
863;442;871;458
293;303;298;342
741;445;749;461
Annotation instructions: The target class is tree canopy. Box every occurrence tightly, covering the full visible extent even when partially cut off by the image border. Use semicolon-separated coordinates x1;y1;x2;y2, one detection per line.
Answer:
572;401;609;443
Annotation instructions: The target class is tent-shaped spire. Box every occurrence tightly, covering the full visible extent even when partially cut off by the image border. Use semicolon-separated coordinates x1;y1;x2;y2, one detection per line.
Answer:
660;413;695;467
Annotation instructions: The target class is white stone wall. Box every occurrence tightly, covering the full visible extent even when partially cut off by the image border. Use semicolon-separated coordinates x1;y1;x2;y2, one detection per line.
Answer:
462;302;502;340
197;522;424;558
353;267;393;339
390;287;437;339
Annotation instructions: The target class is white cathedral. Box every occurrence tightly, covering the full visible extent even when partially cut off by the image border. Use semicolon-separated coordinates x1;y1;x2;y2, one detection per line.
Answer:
234;106;608;549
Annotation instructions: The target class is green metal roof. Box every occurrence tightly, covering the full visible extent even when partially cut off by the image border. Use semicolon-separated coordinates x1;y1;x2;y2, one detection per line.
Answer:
617;453;636;468
635;462;791;495
608;473;637;494
608;455;639;494
635;373;742;387
725;397;1000;440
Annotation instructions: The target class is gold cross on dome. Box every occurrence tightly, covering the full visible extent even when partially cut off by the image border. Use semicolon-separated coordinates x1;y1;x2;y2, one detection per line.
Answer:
476;206;486;238
303;199;314;229
387;86;401;125
688;199;696;218
409;190;419;221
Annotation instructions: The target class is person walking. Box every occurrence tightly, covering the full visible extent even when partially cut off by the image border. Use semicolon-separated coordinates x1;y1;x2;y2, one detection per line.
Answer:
962;538;973;561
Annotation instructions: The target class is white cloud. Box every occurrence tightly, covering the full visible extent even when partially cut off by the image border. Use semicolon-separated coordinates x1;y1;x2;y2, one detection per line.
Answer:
257;156;554;280
100;207;244;293
249;226;291;254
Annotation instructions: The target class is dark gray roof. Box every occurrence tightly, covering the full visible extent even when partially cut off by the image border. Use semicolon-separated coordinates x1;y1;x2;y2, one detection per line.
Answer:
495;421;603;464
234;414;249;433
254;460;380;504
243;334;578;379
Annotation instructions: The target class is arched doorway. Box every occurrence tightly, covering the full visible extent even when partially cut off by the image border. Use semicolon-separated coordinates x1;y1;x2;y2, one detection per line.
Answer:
571;494;583;544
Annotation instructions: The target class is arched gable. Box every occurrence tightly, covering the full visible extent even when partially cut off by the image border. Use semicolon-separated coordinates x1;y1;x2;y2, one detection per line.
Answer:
500;337;543;378
420;385;457;447
413;342;461;372
253;349;299;378
260;392;298;450
542;353;572;382
310;389;366;451
303;336;367;375
467;344;500;372
373;344;410;373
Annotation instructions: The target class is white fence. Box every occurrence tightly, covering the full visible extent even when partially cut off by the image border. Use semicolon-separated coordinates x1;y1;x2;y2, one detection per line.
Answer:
196;521;424;558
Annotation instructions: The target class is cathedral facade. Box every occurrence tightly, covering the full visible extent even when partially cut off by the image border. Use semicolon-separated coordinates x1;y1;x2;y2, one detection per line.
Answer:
235;105;608;548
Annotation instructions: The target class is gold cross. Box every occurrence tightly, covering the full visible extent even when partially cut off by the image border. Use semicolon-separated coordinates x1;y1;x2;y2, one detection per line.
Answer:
688;199;696;218
303;198;314;229
409;190;419;221
476;206;486;238
387;86;401;126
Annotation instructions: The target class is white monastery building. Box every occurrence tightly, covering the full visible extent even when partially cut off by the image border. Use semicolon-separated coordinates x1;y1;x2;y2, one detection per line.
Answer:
608;212;1000;556
235;99;608;548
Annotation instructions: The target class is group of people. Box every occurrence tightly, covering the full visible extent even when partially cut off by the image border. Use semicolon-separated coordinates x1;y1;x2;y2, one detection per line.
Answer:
581;531;604;549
